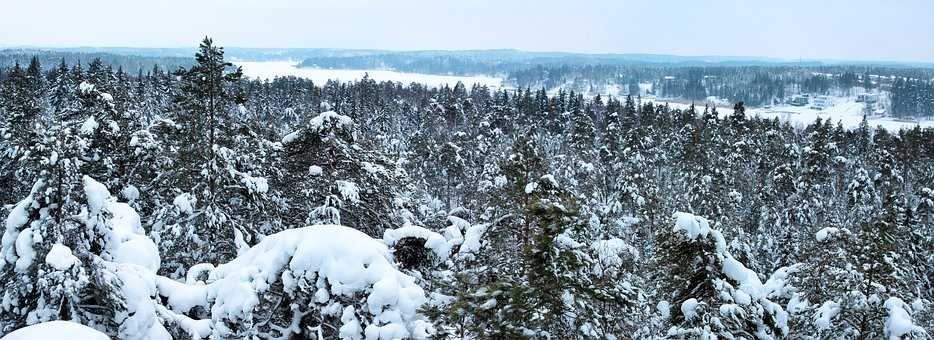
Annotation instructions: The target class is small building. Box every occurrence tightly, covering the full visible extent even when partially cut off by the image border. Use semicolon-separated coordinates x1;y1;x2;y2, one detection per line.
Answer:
810;96;832;110
856;93;878;103
789;95;809;106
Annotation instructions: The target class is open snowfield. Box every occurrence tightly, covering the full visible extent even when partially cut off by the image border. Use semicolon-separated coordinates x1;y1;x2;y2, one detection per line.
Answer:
645;96;934;131
236;61;504;88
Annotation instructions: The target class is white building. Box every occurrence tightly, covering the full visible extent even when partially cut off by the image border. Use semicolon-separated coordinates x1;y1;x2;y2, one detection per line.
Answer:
810;95;832;110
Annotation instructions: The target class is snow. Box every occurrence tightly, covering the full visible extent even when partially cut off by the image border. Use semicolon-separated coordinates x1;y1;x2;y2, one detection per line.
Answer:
524;181;538;194
814;300;840;331
281;130;302;144
592;238;636;269
815;227;840;242
173;193;195;214
308;165;323;176
201;225;429;339
884;297;926;339
83;175;110;216
0;321;110;340
84;176;162;272
362;161;388;175
121;185;140;202
80;116;99;134
10;224;36;273
336;180;361;204
555;232;582;249
672;212;713;241
283;111;355;144
78;81;95;94
681;298;699;321
236;61;503;89
383;223;455;261
671;212;792;333
310;111;354;133
458;223;489;260
45;244;78;271
240;174;269;194
1;194;34;273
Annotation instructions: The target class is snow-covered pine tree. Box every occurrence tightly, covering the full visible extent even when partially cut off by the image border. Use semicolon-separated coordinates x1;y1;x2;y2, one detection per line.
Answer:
152;37;271;274
276;110;405;237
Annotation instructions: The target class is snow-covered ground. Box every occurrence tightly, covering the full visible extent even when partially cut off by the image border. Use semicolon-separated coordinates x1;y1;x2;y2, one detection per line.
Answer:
236;61;504;89
645;96;934;131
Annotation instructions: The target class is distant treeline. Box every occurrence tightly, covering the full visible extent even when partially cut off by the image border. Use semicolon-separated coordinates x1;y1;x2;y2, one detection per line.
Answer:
0;49;195;73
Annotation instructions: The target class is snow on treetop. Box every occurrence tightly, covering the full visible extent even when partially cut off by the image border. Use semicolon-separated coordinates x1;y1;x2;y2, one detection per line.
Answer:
309;111;353;132
0;321;110;340
83;176;161;271
592;238;637;269
672;212;713;241
282;111;356;145
671;212;795;315
78;81;95;94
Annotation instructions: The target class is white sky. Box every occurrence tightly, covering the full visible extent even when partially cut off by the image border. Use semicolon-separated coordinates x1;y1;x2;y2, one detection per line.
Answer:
3;0;933;62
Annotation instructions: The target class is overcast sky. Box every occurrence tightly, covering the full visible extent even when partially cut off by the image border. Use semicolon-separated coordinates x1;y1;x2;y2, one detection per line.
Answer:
3;0;933;62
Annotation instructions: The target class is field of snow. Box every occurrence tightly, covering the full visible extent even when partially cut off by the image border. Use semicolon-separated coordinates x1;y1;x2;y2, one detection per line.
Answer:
236;61;504;88
645;96;934;131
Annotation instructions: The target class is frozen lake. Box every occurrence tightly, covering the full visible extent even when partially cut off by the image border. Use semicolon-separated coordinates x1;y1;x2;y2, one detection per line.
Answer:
235;61;504;89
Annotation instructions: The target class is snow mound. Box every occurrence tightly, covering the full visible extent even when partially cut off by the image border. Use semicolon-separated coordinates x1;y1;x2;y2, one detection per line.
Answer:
81;116;100;135
336;180;360;204
814;300;840;331
458;223;489;260
1;321;110;340
309;111;354;133
156;225;431;339
173;193;195;214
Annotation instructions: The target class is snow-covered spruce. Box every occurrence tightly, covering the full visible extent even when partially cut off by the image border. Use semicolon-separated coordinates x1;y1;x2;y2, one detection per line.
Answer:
656;212;794;339
0;176;168;338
